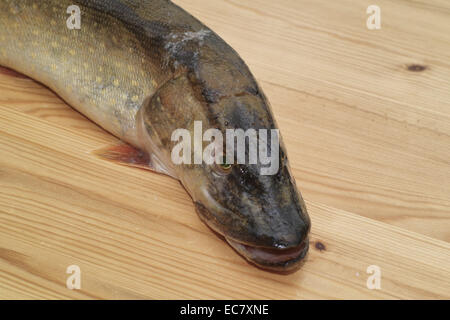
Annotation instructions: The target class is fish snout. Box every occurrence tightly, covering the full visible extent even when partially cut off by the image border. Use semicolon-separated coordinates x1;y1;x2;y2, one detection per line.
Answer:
251;195;310;250
194;198;311;272
232;203;311;272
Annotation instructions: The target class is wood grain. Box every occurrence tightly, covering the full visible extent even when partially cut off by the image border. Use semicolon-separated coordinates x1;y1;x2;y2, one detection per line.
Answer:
0;0;449;299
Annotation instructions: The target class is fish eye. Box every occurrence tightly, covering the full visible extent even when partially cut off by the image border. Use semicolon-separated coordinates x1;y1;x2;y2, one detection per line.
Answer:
220;163;232;170
213;157;233;175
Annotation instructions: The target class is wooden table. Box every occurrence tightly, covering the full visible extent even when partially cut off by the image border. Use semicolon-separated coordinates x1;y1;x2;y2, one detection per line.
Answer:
0;0;449;299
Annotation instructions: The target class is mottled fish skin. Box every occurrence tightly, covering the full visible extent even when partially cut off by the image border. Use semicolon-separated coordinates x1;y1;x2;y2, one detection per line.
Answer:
0;0;311;271
0;0;164;146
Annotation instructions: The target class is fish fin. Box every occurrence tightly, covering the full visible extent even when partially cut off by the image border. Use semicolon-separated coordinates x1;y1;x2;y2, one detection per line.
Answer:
93;143;179;179
92;143;156;171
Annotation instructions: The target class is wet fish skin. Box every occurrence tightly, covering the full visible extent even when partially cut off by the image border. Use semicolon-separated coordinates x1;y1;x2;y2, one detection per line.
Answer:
0;0;311;271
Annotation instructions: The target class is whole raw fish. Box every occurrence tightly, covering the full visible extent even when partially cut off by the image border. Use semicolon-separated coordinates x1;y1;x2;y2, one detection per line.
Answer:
0;0;311;271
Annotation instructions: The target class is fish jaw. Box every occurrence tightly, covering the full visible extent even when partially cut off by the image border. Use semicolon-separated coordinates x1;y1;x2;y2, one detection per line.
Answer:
226;237;309;272
194;201;310;272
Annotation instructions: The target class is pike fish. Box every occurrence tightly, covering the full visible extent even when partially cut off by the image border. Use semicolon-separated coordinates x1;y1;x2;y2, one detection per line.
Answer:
0;0;311;271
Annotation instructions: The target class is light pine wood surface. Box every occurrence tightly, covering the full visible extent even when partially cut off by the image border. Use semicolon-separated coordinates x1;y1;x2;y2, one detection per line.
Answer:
1;0;449;299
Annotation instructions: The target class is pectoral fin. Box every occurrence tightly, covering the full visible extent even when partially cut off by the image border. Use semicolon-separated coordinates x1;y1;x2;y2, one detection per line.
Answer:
92;142;179;179
92;143;155;171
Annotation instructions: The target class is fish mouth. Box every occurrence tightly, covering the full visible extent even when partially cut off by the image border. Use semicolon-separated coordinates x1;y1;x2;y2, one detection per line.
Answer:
194;201;309;272
226;237;309;272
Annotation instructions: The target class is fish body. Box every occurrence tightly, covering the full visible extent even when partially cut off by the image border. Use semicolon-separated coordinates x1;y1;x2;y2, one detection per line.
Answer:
0;0;311;271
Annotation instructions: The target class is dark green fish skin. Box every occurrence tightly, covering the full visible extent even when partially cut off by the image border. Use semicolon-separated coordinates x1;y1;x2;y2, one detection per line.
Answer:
0;0;311;271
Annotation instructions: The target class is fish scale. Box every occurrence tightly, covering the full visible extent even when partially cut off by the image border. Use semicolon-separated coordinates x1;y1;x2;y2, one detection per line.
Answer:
0;0;159;145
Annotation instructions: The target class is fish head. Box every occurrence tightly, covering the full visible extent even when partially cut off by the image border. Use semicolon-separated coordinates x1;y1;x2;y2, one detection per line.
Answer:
191;155;311;272
141;74;311;272
194;99;310;271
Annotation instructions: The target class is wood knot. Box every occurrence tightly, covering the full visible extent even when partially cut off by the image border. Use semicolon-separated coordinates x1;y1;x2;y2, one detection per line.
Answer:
407;64;427;72
314;241;326;252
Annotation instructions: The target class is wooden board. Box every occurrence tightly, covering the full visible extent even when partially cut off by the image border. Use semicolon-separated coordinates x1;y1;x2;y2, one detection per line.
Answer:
0;0;449;299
